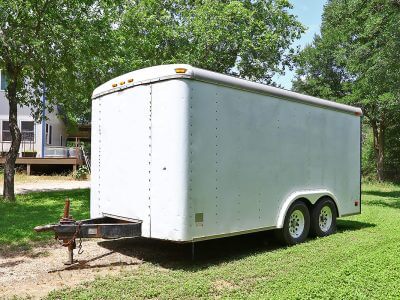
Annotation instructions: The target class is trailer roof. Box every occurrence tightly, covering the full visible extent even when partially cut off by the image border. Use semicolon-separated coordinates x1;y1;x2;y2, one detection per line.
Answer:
92;64;363;116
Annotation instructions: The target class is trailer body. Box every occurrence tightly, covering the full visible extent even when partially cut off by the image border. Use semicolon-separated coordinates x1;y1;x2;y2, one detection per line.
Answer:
90;64;362;242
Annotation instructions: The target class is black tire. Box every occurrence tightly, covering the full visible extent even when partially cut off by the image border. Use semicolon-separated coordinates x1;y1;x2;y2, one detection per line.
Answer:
275;201;310;245
310;197;337;237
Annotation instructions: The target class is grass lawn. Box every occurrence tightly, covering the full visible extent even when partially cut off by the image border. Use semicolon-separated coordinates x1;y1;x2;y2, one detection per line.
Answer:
48;183;400;299
1;183;400;299
0;189;89;253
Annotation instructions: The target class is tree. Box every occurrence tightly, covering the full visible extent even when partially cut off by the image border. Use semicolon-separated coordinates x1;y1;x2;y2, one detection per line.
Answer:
115;0;305;83
0;0;119;200
0;0;305;201
293;0;400;181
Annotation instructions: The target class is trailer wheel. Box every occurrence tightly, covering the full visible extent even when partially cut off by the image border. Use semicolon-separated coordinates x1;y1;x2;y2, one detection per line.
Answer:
276;201;310;245
310;197;337;237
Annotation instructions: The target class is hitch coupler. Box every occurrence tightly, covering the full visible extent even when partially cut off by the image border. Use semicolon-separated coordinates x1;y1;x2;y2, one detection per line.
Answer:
34;198;80;265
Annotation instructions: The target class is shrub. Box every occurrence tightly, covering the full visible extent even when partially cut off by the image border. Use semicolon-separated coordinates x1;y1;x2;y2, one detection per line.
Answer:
72;165;89;180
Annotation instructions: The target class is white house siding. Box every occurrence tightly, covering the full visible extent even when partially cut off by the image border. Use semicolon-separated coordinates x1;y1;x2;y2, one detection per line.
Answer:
0;70;67;157
44;108;67;149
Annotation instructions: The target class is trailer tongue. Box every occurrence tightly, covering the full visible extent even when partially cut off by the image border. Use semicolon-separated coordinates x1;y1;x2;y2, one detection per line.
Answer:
34;199;142;265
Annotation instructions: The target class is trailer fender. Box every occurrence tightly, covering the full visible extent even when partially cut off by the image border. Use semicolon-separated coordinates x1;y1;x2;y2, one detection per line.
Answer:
276;190;339;229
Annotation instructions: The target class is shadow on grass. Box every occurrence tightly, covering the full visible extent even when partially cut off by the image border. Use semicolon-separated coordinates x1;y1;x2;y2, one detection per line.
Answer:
98;232;277;271
363;189;400;198
337;219;375;232
365;200;400;209
363;189;400;209
98;219;375;271
362;190;400;209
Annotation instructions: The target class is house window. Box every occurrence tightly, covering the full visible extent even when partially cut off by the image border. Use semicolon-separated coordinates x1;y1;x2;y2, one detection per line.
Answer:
0;70;7;91
46;123;52;145
21;121;34;141
2;121;11;141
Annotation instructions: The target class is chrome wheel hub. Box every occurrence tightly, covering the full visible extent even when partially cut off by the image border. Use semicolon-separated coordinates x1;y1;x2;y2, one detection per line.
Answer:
289;209;305;238
319;206;333;232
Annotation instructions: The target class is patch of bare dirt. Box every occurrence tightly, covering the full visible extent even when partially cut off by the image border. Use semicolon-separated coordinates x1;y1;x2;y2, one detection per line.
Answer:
213;279;236;292
0;240;142;299
0;179;90;195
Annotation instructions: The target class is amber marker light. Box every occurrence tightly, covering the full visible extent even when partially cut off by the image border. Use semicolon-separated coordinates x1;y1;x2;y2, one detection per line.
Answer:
175;68;187;74
119;81;125;86
127;78;134;83
112;83;117;87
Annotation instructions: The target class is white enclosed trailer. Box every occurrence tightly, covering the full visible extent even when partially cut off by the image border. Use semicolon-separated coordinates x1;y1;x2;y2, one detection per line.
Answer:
90;64;362;245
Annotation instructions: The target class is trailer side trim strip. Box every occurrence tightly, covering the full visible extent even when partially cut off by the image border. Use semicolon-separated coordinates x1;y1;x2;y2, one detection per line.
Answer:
192;225;277;242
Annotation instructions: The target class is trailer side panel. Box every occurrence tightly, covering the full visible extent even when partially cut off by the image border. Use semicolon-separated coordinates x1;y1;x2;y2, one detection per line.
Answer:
187;80;360;240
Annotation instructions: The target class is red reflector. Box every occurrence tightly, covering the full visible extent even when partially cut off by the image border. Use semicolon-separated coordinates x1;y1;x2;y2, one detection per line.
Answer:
355;201;359;206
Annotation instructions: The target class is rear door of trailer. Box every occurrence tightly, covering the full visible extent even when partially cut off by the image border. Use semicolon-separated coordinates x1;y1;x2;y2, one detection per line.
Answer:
92;85;152;235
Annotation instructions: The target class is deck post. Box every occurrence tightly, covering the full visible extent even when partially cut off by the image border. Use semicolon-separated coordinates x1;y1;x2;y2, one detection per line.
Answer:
73;164;77;173
27;164;31;176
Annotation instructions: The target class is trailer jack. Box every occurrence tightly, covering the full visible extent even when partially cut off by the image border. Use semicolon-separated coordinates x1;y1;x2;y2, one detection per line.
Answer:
34;199;142;265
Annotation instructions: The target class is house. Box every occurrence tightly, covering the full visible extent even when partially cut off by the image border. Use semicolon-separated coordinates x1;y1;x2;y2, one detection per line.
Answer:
0;69;85;174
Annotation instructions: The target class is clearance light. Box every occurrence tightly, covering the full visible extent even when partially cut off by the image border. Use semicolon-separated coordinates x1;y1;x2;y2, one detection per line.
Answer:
127;78;134;83
112;83;117;88
119;81;125;86
355;201;359;206
175;68;187;74
355;111;362;116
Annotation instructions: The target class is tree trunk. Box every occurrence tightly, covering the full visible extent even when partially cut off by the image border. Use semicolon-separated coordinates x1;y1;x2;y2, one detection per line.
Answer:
3;78;21;201
371;121;385;182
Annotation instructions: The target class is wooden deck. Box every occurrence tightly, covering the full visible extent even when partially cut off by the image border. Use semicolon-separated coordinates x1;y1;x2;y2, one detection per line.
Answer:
0;157;83;175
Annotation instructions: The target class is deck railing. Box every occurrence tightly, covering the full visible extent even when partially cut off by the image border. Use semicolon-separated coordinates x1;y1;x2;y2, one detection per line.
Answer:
44;146;82;159
0;142;91;174
0;143;83;159
1;140;37;157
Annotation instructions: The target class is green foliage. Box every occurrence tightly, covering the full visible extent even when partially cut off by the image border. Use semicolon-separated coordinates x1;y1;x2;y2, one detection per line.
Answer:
0;189;89;252
363;121;400;182
380;122;400;181
0;0;121;123
292;0;400;181
115;0;304;84
294;0;400;109
46;183;400;299
361;126;376;179
0;1;120;199
0;0;305;122
72;165;90;180
44;1;122;124
292;35;352;100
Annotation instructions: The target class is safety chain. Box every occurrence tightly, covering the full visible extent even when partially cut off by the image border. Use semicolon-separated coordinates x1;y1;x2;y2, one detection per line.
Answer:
62;221;83;248
77;236;84;254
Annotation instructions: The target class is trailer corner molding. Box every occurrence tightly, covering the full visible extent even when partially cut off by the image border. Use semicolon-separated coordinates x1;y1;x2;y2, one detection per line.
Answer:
35;64;362;263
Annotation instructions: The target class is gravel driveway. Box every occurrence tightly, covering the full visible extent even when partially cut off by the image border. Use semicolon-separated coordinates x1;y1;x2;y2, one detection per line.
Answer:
0;240;141;299
0;179;90;194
